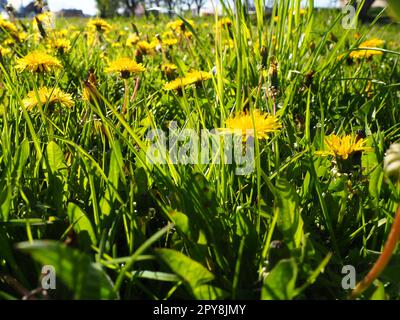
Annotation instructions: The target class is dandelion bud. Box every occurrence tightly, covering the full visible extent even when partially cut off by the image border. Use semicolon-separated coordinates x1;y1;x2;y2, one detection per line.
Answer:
260;46;268;69
384;143;400;181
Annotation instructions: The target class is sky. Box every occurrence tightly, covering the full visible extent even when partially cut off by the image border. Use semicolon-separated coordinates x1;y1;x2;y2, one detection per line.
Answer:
8;0;340;16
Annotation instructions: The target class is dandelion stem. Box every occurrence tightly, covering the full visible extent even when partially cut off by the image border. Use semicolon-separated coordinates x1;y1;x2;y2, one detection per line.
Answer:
130;77;140;103
122;78;129;117
351;204;400;298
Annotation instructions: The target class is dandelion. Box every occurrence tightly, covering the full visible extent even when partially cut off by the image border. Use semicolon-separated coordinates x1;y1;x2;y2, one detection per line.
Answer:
164;77;192;91
106;57;145;115
87;18;112;33
217;17;232;29
83;69;99;104
359;38;385;48
0;18;18;35
54;29;69;38
126;34;140;47
316;133;372;160
183;31;193;39
22;87;74;111
136;41;156;56
15;31;28;43
162;38;178;47
223;39;235;49
167;19;194;33
15;50;62;73
161;63;178;76
349;38;385;60
164;70;211;91
185;70;212;85
162;31;174;39
220;110;282;139
49;38;71;54
105;57;146;79
0;45;11;58
350;49;383;59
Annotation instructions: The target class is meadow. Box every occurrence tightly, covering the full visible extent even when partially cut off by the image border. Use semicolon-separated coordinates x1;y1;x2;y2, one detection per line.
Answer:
0;0;400;300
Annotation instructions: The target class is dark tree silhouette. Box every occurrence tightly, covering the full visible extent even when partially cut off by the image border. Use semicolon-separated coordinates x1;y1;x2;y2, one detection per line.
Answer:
358;0;376;21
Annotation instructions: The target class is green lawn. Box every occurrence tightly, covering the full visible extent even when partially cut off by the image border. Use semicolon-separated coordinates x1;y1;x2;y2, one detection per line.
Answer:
1;2;400;300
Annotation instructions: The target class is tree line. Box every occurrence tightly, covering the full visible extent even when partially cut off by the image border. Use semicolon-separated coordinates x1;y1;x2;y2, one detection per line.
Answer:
95;0;208;17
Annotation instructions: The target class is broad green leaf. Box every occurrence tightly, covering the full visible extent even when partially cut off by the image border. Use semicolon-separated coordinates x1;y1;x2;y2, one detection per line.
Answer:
131;270;180;282
169;210;198;240
362;136;383;207
46;141;67;174
155;248;215;291
17;241;118;300
45;141;68;212
262;258;298;300
67;202;97;245
275;178;304;249
14;139;30;181
193;284;228;299
99;140;124;216
370;282;386;300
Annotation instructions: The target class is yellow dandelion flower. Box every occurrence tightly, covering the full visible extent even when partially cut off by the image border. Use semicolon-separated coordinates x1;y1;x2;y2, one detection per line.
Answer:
299;8;307;16
105;57;146;78
223;39;235;49
22;87;74;111
136;40;156;55
316;134;372;160
49;38;71;53
183;31;193;39
111;42;122;48
167;19;194;32
126;34;140;47
349;49;383;59
15;31;28;42
348;38;385;60
16;50;62;73
0;45;11;57
164;77;192;91
221;110;282;139
0;18;18;35
359;38;385;48
185;70;212;84
162;31;174;39
54;29;69;38
164;70;211;90
217;17;232;28
87;18;112;33
161;63;178;75
162;38;178;47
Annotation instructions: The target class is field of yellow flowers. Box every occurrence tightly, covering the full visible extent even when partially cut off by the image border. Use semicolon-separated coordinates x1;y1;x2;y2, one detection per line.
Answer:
1;1;400;300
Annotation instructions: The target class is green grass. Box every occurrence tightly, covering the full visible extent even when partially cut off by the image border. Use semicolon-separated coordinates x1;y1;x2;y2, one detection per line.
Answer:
1;2;400;300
